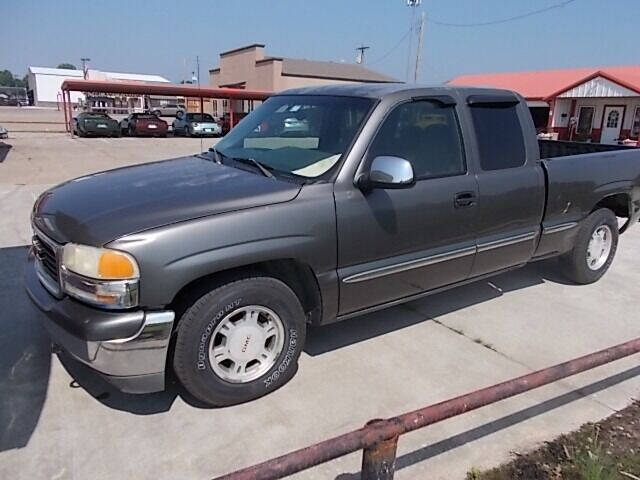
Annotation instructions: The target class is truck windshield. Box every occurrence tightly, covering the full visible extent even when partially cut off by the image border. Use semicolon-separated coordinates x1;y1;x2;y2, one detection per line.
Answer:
215;95;374;178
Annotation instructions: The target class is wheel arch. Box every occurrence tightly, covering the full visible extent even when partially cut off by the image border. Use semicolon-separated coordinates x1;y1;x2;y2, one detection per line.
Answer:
169;258;323;328
591;191;633;233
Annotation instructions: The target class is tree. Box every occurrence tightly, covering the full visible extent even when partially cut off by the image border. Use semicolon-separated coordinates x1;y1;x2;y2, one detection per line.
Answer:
0;70;28;88
57;63;76;70
0;70;16;87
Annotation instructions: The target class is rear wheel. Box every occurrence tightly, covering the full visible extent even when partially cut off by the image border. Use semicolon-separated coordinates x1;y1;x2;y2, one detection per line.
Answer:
173;277;306;406
560;208;618;284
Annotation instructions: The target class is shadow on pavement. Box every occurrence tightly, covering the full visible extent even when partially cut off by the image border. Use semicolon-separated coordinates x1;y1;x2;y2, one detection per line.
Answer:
335;364;640;480
56;353;182;415
306;259;571;356
0;246;51;452
0;142;11;163
0;245;211;424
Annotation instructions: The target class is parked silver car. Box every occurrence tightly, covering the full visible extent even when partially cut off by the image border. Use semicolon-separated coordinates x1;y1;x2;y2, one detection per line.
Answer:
151;103;185;117
172;112;222;136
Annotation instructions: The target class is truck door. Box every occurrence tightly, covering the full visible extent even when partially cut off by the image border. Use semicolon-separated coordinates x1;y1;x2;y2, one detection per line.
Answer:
466;95;546;277
334;98;479;315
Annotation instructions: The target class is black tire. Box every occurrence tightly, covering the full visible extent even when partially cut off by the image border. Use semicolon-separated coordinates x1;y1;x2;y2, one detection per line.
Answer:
173;277;307;407
560;208;618;284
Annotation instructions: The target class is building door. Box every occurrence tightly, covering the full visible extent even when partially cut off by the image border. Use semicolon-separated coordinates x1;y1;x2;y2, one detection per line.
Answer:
601;106;624;144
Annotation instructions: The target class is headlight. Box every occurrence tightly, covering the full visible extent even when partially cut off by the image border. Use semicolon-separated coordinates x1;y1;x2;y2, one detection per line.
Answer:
61;244;139;309
62;244;139;279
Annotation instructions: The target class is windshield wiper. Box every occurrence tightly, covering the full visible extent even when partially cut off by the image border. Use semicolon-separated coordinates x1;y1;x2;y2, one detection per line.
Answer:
233;157;275;179
210;144;222;164
207;148;274;179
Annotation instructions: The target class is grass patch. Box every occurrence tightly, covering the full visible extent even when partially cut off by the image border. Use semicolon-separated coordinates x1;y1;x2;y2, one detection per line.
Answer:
466;400;640;479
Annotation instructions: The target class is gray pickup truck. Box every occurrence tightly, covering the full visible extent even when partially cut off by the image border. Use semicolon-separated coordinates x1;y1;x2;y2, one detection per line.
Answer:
25;84;640;406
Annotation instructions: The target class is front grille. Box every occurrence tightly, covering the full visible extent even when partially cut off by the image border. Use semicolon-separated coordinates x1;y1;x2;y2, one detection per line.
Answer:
33;232;59;281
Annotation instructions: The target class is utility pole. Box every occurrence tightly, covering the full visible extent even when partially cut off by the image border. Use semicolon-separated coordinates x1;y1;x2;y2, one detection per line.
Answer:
413;11;425;83
196;55;204;118
196;55;200;86
356;45;370;64
80;57;91;79
405;0;420;82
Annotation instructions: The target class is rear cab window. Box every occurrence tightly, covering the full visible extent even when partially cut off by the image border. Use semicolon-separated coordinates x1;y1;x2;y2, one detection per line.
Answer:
468;95;526;171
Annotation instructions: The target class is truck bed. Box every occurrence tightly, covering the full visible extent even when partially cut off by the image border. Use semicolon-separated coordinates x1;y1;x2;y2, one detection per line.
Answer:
539;139;636;159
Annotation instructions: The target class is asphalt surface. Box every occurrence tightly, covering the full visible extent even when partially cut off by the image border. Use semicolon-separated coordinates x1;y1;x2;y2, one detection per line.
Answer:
0;113;639;479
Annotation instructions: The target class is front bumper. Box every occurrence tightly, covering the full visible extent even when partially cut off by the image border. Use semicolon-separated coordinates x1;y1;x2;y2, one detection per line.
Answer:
24;250;174;393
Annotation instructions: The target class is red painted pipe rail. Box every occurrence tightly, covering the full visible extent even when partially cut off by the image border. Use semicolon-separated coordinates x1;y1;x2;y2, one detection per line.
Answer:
214;337;640;480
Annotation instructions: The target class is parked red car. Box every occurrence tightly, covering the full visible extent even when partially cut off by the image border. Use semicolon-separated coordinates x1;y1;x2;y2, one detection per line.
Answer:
120;113;168;137
220;112;248;135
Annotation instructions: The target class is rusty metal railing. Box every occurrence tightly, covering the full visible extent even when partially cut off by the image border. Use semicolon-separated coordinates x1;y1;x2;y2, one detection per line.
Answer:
214;337;640;480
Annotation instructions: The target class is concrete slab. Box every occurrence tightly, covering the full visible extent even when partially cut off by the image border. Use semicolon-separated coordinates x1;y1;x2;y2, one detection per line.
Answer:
0;128;638;479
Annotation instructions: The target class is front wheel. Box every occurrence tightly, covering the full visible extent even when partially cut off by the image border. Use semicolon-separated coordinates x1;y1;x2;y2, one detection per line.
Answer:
560;208;618;284
173;277;307;406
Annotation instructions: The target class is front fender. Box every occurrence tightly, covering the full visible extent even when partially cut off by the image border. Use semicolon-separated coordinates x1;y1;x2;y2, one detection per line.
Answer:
108;184;338;314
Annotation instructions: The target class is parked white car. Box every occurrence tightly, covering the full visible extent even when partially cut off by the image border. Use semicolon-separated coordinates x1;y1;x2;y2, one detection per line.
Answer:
172;112;222;137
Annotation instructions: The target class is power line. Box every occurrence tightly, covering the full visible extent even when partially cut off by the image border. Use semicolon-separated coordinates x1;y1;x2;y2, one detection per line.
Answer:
369;28;413;66
429;0;578;27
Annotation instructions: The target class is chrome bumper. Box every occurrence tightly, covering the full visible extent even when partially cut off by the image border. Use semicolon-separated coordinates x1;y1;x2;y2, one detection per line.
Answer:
25;251;175;393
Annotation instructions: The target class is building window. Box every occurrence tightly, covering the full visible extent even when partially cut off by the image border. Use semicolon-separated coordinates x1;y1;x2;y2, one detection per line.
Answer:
606;110;620;128
576;106;594;135
631;106;640;138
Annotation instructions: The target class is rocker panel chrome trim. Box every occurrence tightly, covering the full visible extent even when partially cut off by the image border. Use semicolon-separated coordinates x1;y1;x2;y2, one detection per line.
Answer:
343;246;477;284
542;222;579;235
477;232;538;253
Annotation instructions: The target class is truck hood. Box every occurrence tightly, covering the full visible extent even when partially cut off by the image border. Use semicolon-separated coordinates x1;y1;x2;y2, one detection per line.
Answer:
32;156;301;245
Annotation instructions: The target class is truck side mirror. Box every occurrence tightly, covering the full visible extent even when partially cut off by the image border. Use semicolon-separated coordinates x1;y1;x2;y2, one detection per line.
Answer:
357;156;416;190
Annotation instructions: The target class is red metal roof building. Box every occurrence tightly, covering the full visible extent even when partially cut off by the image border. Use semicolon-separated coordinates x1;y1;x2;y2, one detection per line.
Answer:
449;66;640;144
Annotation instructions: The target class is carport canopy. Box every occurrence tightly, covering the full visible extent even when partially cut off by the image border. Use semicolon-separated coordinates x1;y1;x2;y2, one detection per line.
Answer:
59;79;272;135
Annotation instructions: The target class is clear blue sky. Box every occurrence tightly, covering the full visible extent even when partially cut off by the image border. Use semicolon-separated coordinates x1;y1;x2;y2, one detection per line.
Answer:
1;0;637;84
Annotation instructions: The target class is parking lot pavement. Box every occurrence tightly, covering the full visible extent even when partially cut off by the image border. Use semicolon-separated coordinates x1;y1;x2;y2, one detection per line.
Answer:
1;133;639;479
0;133;219;247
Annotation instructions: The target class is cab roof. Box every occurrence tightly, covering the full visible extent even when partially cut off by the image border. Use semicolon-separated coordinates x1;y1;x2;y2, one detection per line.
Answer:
276;83;519;101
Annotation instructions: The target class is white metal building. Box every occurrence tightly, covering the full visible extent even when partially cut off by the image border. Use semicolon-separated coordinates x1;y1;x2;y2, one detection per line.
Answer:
27;67;170;107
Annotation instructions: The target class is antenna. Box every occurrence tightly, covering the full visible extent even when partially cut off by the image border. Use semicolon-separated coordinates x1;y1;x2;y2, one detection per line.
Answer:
356;45;370;64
